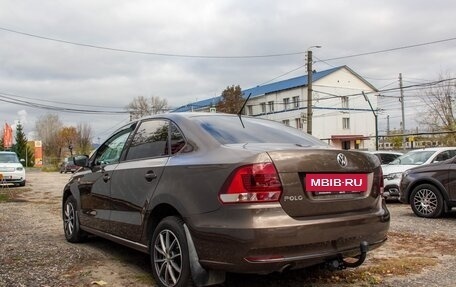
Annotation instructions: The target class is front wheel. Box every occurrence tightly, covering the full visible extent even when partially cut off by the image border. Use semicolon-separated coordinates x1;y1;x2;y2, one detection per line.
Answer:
151;216;193;287
63;195;86;242
410;184;444;218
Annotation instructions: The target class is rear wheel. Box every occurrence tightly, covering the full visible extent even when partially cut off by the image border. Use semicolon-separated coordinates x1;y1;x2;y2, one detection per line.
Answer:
151;216;193;287
63;195;86;242
410;184;444;218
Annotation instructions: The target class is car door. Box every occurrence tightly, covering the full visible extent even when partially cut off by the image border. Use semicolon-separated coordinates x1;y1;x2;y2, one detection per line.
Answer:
78;125;135;231
108;119;176;242
447;157;456;200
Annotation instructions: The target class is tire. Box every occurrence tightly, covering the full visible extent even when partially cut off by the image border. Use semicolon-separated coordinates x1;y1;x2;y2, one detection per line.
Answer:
151;216;193;287
63;195;86;242
410;184;444;218
19;180;26;187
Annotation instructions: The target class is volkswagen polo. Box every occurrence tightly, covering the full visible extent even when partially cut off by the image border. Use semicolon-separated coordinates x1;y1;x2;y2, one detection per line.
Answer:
62;113;389;287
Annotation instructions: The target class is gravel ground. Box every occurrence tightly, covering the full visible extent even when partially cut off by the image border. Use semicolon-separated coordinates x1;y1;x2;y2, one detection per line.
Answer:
1;169;456;287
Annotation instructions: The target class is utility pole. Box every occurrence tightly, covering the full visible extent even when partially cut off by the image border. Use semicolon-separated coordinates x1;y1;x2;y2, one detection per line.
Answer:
387;115;390;135
363;92;378;151
399;73;406;150
306;50;313;135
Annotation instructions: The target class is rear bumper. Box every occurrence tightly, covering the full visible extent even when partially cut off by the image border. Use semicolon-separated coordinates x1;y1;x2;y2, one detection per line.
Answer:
188;198;390;274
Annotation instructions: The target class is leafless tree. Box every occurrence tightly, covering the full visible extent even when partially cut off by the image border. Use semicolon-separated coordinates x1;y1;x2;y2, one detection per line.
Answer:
76;123;93;155
127;96;168;120
419;73;456;144
35;113;63;160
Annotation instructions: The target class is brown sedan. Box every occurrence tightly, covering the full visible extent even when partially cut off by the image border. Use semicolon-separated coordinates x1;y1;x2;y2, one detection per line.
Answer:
62;113;389;287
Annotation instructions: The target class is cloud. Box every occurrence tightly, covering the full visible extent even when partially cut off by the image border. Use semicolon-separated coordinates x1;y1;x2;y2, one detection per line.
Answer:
0;0;455;140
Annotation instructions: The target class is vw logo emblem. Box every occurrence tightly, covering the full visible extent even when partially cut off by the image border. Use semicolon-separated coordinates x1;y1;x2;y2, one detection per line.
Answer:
337;153;348;167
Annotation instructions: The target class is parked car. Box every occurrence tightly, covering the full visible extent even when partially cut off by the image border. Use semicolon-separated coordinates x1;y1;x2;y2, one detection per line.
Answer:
0;151;26;186
367;151;403;165
382;147;456;200
59;156;78;173
62;113;389;287
400;157;456;218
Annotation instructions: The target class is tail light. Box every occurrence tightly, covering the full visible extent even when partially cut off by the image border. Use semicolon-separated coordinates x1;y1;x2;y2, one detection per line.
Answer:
219;162;283;204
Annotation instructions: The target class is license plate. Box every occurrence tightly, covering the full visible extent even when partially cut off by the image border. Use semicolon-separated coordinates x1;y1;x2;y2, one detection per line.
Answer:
305;173;368;192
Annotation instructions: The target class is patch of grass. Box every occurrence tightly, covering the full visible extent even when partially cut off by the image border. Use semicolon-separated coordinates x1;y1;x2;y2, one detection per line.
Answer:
41;165;60;172
0;193;9;202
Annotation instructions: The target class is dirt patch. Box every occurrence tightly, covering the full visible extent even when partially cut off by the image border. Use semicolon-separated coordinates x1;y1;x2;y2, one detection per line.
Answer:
2;170;456;286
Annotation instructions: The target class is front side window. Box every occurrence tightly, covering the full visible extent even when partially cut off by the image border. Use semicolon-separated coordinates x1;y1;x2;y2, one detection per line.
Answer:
95;126;134;165
126;120;169;161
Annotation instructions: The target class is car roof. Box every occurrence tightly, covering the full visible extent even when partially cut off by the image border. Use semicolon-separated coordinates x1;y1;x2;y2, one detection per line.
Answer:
0;151;17;154
407;147;456;152
368;151;403;155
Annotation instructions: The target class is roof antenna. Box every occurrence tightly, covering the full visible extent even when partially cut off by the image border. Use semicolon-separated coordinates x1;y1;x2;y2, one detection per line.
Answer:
237;93;252;128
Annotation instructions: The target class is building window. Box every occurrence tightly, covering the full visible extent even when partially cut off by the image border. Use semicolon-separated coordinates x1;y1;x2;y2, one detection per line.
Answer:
268;101;274;112
341;96;349;109
292;96;300;108
283;98;290;110
247;105;253;115
295;118;302;129
282;119;290;126
342;117;350;129
260;102;266;113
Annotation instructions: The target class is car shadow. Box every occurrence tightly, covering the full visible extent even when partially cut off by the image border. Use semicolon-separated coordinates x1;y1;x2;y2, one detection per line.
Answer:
80;235;338;286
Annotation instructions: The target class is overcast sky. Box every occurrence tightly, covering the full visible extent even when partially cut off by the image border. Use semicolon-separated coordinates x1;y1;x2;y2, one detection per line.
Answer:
1;0;455;143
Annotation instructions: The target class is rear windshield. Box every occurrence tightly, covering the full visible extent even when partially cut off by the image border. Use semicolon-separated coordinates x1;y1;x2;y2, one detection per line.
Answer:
192;115;326;146
0;153;20;163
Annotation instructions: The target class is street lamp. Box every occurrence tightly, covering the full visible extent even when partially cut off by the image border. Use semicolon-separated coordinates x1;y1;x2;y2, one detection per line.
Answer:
306;45;322;135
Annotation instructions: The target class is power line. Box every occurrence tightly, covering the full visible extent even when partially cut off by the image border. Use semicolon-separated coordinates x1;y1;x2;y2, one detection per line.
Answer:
0;92;129;114
0;26;306;59
2;26;455;61
316;37;456;62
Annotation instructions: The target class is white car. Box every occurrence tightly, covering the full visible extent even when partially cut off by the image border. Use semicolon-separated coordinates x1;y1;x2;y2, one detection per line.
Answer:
382;147;456;200
0;151;26;186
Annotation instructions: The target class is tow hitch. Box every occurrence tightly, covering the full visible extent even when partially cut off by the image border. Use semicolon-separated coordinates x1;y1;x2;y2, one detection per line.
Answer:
326;241;369;270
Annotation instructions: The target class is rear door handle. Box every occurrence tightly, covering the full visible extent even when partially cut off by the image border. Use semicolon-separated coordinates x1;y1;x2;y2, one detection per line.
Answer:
102;173;111;182
145;171;157;182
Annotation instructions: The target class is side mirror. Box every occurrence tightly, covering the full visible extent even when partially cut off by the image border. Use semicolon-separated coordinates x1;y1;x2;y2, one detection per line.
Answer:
73;155;89;167
20;159;25;163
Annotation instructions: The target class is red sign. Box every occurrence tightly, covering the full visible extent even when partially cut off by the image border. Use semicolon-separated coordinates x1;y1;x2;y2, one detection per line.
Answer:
3;123;13;149
305;173;368;192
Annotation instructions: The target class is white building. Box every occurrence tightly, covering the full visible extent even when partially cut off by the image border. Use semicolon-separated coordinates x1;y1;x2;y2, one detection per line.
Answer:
173;65;379;150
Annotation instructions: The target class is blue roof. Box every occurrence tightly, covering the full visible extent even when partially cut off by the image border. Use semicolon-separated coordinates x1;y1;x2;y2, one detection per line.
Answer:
172;66;343;112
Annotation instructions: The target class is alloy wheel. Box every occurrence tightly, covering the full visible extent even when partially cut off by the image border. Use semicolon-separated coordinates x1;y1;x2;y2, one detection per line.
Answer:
413;188;438;216
63;201;75;237
153;229;183;287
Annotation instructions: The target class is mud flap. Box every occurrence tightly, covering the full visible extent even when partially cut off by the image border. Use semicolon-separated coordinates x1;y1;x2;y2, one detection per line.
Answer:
184;224;226;286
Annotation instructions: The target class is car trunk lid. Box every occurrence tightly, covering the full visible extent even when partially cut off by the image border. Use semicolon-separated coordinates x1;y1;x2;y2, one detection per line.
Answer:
267;149;382;218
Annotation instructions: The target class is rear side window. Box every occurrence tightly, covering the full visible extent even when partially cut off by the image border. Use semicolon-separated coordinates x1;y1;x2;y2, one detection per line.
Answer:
193;115;326;146
126;120;169;160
